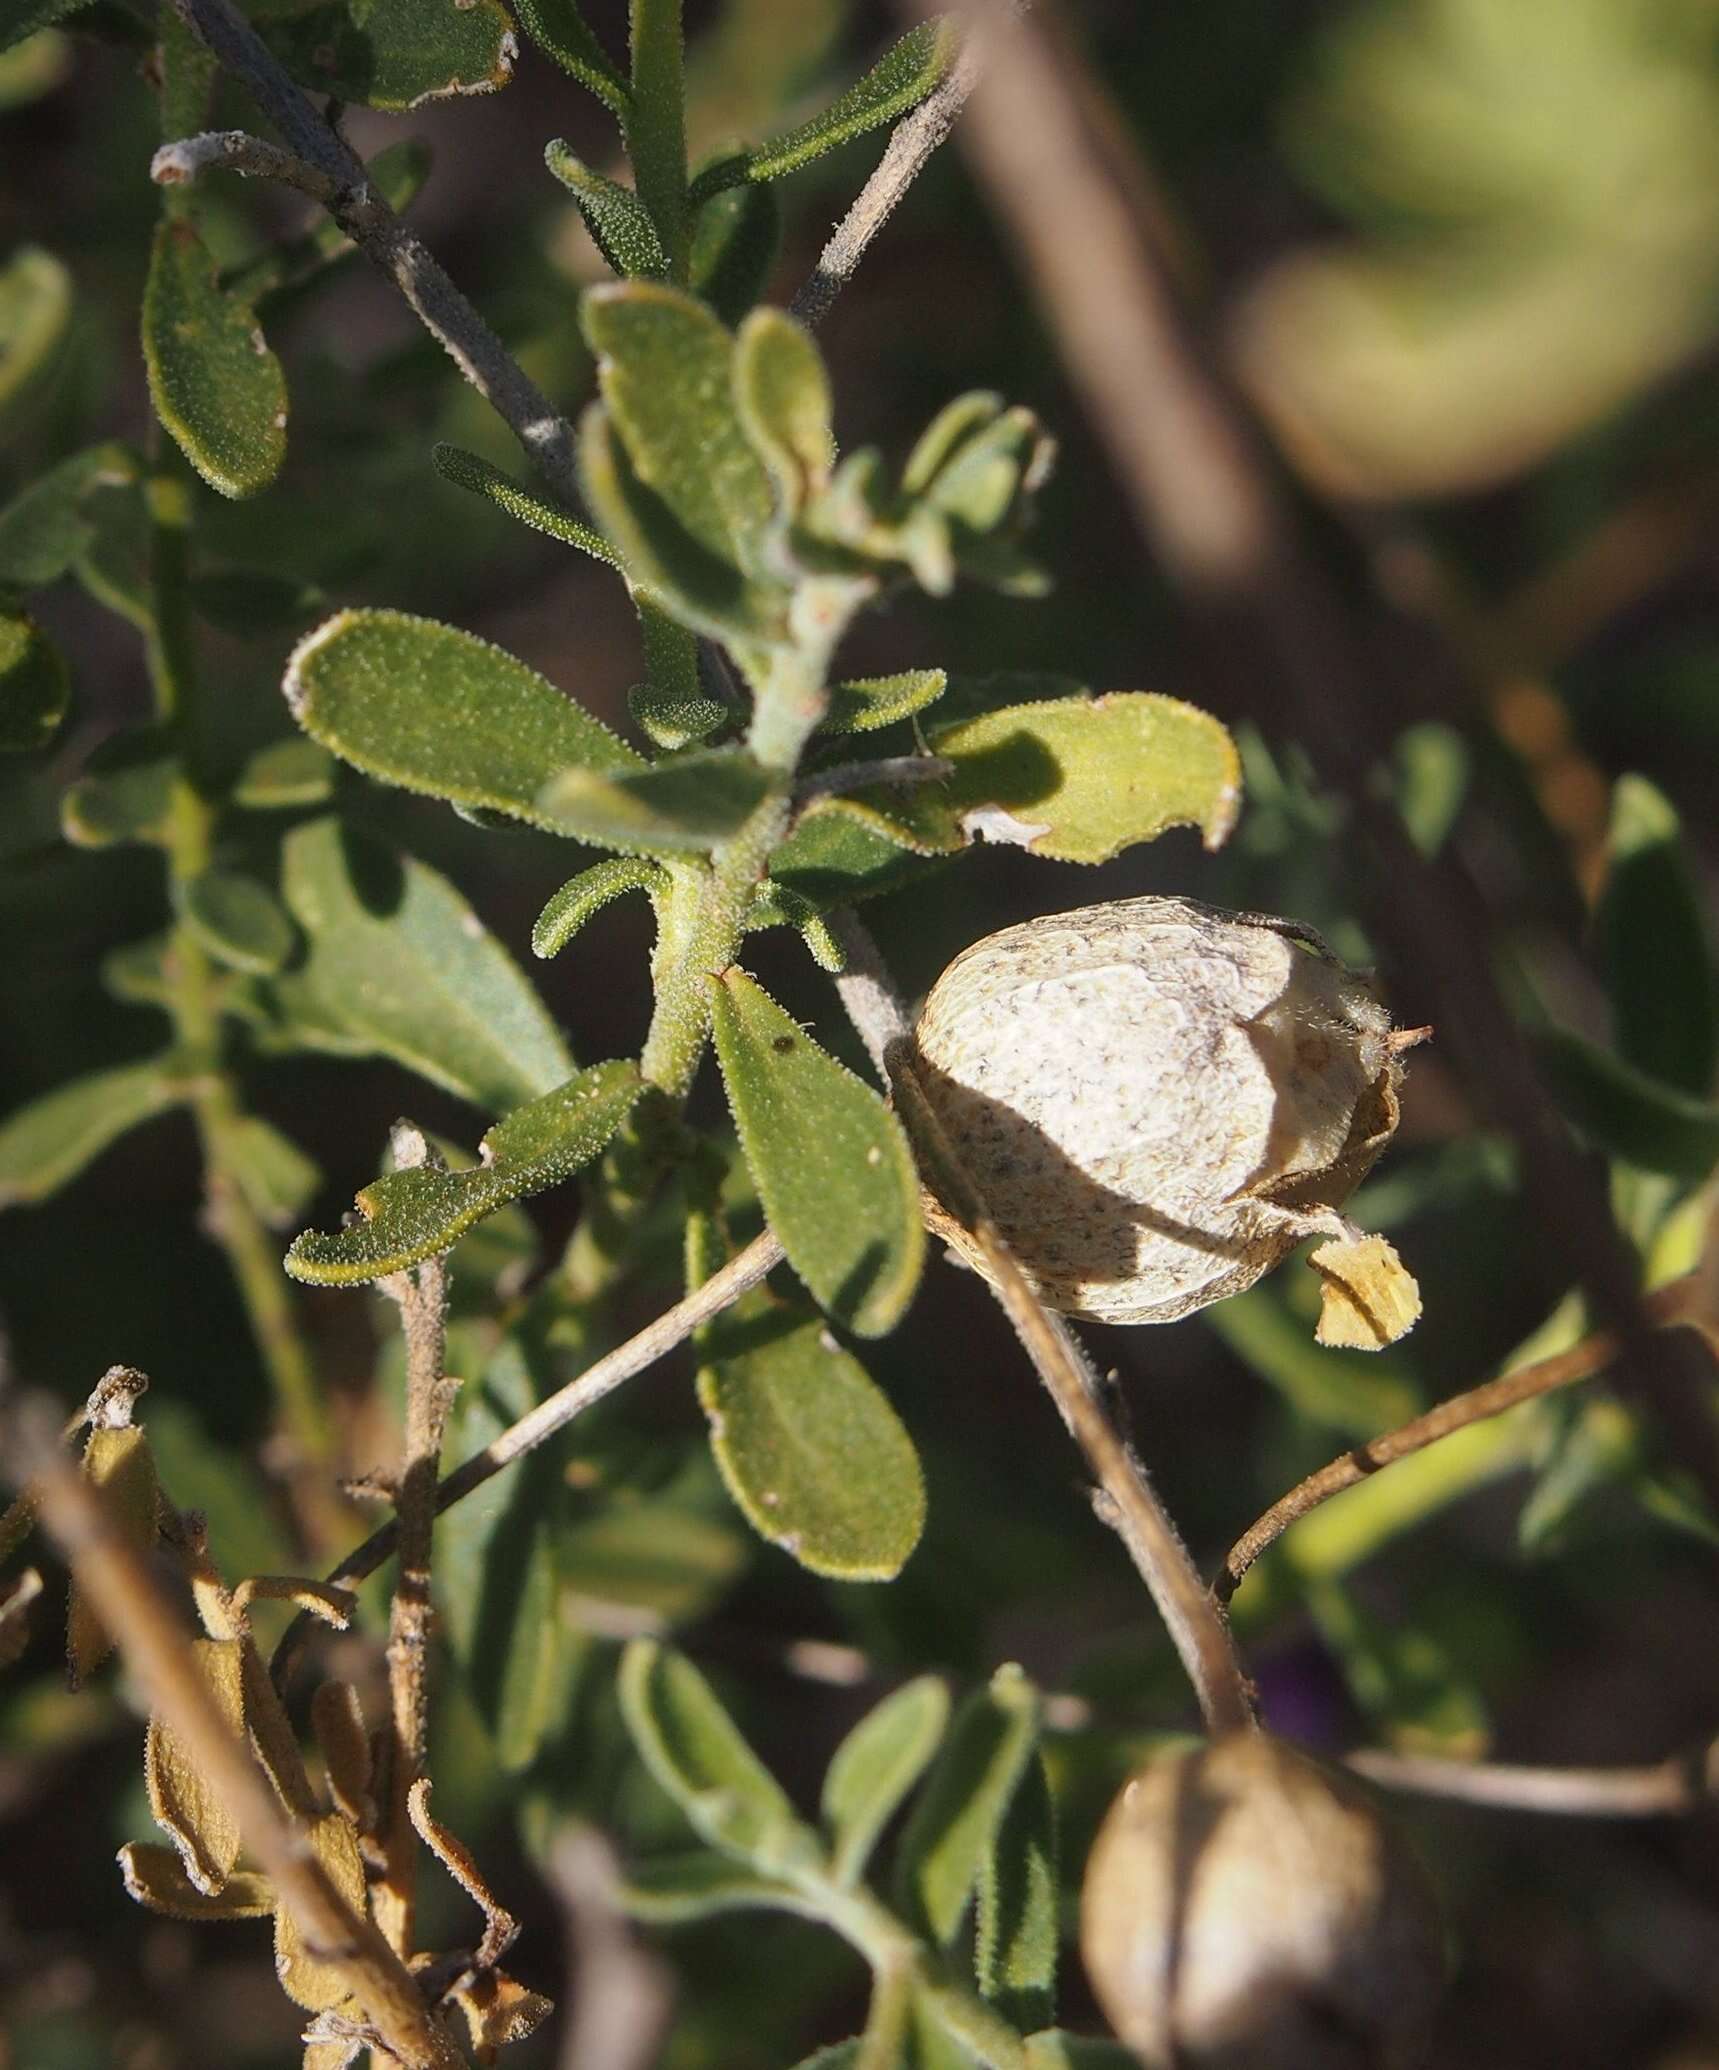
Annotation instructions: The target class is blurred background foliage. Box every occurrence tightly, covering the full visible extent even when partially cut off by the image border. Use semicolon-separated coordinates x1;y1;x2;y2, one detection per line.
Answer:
2;0;1719;2065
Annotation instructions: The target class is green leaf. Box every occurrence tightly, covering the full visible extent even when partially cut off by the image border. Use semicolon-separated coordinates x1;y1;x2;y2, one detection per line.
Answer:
0;0;86;57
533;856;663;959
0;1059;186;1207
260;0;517;111
869;693;1241;864
895;1665;1040;1947
439;1337;576;1770
822;1675;949;1886
619;1853;815;1925
709;967;924;1336
975;1754;1057;2033
431;442;616;564
690;21;957;199
512;0;627;115
697;1295;927;1579
285;608;639;829
1393;720;1468;857
630;600;726;749
232;737;334;810
903;393;1004;498
617;1638;818;1872
690;180;781;329
0;613;68;751
733;307;833;518
539;745;778;852
0;442;139;592
546;142;668;278
227;1115;322;1229
1538;1028;1719;1181
60;732;177;849
272;817;575;1113
0;245;71;416
762;805;942;915
1597;776;1716;1097
174;867;296;977
143;220;287;500
822;670;947;736
286;1059;642;1283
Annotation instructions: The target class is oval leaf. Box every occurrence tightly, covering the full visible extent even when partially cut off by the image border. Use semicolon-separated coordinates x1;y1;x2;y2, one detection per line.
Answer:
0;611;68;751
617;1638;816;1872
546;142;668;277
0;245;71;416
143;220;286;500
286;608;638;828
975;1753;1058;2032
822;1675;950;1887
145;1637;246;1894
261;0;516;111
274;1813;368;2010
734;307;833;517
709;968;924;1337
287;1059;642;1283
272;817;575;1113
539;746;778;852
698;1297;926;1580
822;669;947;736
0;441;139;592
175;867;296;976
0;1058;185;1207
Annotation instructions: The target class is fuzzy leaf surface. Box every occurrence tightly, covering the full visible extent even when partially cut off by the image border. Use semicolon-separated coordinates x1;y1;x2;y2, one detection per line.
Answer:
286;609;638;830
619;1853;814;1924
822;1674;949;1885
697;1295;926;1580
261;0;516;110
174;867;295;976
709;968;924;1336
546;143;667;277
143;220;286;500
976;1753;1058;2031
733;307;832;516
539;746;777;852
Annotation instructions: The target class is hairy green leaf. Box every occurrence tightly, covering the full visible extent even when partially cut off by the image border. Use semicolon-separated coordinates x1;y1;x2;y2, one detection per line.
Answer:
533;856;664;959
272;817;575;1113
0;442;138;592
734;307;832;518
697;1295;926;1579
0;245;70;419
286;1058;642;1283
512;0;627;114
630;599;726;748
546;142;668;277
1597;775;1716;1098
0;613;68;751
0;1059;186;1207
261;0;517;111
618;1638;818;1872
539;745;778;852
976;1754;1058;2031
174;867;295;977
822;1675;949;1886
285;608;639;828
432;442;615;563
895;1665;1040;1947
143;220;286;500
691;180;780;328
822;670;947;736
60;732;177;848
619;1853;814;1924
762;806;941;914
690;21;957;199
232;737;334;810
1538;1028;1719;1181
709;967;924;1336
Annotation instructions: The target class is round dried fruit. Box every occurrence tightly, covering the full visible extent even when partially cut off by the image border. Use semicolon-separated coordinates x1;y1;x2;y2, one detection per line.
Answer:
909;895;1422;1332
1081;1731;1444;2070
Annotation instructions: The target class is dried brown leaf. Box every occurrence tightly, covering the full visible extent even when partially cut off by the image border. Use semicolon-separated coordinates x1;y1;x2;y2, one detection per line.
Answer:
68;1424;160;1686
119;1841;275;1920
447;1969;554;2061
275;1812;370;2011
146;1636;248;1892
311;1680;373;1828
408;1776;517;1968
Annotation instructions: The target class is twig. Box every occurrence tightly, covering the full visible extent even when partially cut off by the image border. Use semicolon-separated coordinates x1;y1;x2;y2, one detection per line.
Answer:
930;0;1719;1520
790;20;992;329
1347;1744;1718;1819
891;1047;1254;1736
374;1127;456;1958
273;1229;785;1685
151;127;342;204
1218;1273;1710;1600
828;908;914;1084
164;0;581;508
0;1389;462;2070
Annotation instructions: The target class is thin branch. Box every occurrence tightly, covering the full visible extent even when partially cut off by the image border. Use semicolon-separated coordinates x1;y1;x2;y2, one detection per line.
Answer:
374;1127;456;1958
273;1229;785;1686
0;1390;462;2070
930;0;1719;1521
151;128;342;204
827;908;913;1084
1347;1743;1718;1819
1218;1274;1711;1601
892;1048;1254;1736
790;19;994;329
164;0;581;508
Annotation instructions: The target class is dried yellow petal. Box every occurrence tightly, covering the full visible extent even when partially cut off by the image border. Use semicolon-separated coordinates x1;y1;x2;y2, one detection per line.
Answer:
1309;1233;1423;1350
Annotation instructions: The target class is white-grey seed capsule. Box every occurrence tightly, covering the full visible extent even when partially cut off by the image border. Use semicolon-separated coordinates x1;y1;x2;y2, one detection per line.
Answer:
909;896;1412;1325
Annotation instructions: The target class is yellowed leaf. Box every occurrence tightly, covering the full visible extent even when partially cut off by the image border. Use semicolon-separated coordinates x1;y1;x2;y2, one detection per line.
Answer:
68;1424;160;1685
145;1636;247;1892
448;1969;554;2059
311;1680;373;1829
275;1812;370;2011
409;1776;517;1968
1309;1233;1423;1350
119;1841;275;1920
